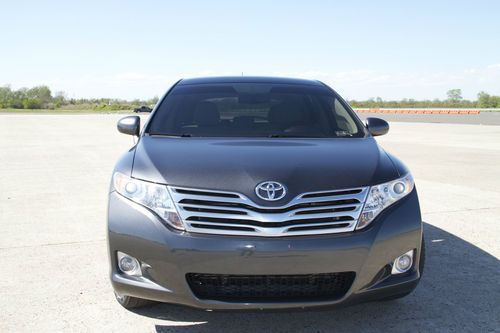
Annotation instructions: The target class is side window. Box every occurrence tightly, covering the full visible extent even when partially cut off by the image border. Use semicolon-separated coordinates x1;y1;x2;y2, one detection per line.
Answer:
334;99;358;134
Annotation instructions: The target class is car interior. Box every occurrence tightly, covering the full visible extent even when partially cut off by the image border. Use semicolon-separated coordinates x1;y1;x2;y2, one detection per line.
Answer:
153;96;359;137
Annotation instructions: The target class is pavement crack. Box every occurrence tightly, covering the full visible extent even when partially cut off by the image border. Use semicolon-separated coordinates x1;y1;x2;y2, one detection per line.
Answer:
0;239;105;251
424;206;500;215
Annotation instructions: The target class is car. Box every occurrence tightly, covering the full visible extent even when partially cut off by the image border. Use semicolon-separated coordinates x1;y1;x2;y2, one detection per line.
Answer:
108;76;424;310
133;105;152;113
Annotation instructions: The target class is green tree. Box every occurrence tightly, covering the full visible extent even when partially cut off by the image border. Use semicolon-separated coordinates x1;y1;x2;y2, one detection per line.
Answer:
53;91;66;108
487;95;500;108
0;86;13;108
150;96;159;105
446;89;463;102
26;86;52;107
477;91;491;108
22;98;42;109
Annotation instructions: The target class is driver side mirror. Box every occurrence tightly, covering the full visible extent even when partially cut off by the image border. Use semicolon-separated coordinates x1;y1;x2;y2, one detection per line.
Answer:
117;116;140;136
365;117;389;136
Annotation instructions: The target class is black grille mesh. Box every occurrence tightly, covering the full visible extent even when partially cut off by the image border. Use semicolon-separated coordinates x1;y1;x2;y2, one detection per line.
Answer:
186;272;355;302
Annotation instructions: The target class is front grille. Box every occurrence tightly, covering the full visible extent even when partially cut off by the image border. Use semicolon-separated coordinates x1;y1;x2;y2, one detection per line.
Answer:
168;185;368;237
186;272;356;302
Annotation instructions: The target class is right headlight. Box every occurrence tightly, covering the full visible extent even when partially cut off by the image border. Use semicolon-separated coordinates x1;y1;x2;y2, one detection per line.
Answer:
113;172;184;230
357;173;415;230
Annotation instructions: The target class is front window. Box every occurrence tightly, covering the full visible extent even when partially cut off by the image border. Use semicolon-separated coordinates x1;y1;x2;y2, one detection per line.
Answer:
147;83;365;138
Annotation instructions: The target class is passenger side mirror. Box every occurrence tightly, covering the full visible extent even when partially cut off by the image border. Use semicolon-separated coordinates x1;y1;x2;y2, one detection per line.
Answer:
365;117;389;136
117;116;140;136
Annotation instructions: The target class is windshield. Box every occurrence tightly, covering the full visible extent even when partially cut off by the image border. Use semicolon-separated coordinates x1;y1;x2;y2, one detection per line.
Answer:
147;83;365;138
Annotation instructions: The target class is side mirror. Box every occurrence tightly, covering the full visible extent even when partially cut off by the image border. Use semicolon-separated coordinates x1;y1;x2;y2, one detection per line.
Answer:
117;116;140;136
365;117;389;136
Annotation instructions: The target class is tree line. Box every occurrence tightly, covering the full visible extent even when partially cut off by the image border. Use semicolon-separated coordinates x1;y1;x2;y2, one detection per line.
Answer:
0;85;499;110
349;89;500;109
0;85;158;110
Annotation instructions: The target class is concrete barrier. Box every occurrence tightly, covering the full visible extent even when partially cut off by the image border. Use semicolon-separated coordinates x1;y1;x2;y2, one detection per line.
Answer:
354;108;481;114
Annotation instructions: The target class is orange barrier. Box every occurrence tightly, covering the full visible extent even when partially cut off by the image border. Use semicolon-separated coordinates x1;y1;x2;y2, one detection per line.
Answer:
354;108;481;114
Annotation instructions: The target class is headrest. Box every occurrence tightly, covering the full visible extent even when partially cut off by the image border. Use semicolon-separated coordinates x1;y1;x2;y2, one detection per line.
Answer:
269;102;304;124
194;101;220;126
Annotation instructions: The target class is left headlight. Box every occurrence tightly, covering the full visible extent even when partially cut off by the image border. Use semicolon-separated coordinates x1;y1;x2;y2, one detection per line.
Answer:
357;173;415;230
113;172;184;230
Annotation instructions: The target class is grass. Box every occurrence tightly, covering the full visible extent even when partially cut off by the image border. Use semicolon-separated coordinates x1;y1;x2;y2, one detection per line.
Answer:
0;108;134;114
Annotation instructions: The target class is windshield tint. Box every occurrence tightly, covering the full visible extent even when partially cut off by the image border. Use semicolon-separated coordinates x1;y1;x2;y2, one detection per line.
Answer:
147;83;364;138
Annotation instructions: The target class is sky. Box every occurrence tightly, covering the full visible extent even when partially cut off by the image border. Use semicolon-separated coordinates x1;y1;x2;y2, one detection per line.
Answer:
1;0;499;100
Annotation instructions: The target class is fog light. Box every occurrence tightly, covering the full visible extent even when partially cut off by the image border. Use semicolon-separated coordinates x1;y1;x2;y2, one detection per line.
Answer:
117;251;142;276
391;250;414;274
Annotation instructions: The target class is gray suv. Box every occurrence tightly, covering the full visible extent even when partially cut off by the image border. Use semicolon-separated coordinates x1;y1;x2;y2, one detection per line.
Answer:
108;76;424;310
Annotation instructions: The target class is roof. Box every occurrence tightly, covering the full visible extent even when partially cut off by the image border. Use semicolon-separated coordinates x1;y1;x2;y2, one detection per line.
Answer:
178;76;324;86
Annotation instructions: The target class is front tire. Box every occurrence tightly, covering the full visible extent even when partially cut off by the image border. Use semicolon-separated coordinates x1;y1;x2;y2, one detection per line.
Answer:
418;234;426;276
114;291;154;309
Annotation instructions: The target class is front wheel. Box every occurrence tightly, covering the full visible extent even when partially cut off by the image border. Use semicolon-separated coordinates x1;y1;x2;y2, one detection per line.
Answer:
114;291;155;309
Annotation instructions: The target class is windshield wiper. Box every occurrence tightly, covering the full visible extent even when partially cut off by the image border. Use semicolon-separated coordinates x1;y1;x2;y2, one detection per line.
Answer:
150;133;192;137
267;134;323;138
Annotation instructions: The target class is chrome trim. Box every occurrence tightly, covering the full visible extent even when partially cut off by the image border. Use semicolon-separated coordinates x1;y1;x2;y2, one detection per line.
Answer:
168;186;369;237
391;250;414;274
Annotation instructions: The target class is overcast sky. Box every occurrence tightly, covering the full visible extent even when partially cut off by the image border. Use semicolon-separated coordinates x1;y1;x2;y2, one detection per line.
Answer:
1;0;499;100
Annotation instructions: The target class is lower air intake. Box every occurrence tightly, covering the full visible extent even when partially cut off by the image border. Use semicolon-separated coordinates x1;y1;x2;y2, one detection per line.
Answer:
186;272;355;302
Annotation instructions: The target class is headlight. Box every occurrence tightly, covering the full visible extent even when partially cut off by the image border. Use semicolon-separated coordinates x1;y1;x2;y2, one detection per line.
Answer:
357;173;414;230
113;172;184;230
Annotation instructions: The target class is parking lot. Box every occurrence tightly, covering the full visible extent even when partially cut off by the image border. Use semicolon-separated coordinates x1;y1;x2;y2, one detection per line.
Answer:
0;114;499;332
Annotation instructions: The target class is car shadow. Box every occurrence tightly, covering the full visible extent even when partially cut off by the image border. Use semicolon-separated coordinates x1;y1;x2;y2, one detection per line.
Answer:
130;223;499;332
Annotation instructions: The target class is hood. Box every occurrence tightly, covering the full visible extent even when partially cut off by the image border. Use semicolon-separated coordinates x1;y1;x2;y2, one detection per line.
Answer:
131;136;399;206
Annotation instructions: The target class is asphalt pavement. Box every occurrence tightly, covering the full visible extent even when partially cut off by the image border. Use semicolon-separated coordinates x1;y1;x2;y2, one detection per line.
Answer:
356;111;500;125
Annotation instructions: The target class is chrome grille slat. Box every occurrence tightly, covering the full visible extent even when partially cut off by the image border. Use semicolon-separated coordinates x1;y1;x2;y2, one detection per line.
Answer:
185;216;355;227
179;202;359;214
187;221;355;236
171;193;248;204
168;186;368;237
179;203;249;214
180;208;360;222
285;193;367;205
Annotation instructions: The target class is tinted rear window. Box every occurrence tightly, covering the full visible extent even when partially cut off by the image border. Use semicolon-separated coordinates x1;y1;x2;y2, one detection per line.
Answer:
147;83;364;138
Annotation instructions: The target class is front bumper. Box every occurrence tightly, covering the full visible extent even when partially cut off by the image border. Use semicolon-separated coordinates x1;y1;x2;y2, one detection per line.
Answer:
107;189;423;310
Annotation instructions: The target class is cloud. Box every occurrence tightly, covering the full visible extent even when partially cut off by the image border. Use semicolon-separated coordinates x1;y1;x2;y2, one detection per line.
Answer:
275;65;500;100
13;64;500;100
